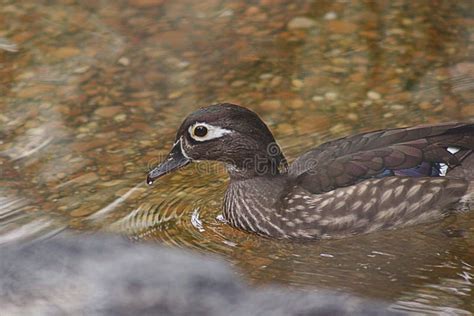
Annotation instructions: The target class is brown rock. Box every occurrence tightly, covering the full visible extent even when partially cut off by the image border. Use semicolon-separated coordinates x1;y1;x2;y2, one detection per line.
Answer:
128;0;164;7
260;100;282;110
270;76;283;87
275;123;294;135
245;6;260;15
73;138;110;151
346;113;359;121
95;106;123;118
442;96;457;109
326;20;357;34
168;91;183;99
296;115;331;134
330;123;348;135
106;164;124;174
70;206;97;217
12;31;33;44
288;17;317;29
130;91;155;98
461;105;474;117
51;47;81;59
156;31;189;48
73;172;99;185
231;80;246;87
289;99;304;109
123;99;153;107
349;72;364;82
237;26;256;35
418;101;432;110
59;172;99;189
121;122;153;133
16;84;55;98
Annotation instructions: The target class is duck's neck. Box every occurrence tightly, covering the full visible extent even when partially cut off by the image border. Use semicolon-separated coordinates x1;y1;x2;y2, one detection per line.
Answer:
225;161;282;180
225;144;288;181
223;174;289;238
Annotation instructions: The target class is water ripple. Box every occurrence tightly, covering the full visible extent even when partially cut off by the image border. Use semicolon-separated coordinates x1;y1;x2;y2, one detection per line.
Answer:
0;196;66;245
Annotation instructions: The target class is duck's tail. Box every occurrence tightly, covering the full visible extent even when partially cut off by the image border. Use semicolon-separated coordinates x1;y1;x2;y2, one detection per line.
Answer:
448;152;474;212
448;149;474;181
437;123;473;182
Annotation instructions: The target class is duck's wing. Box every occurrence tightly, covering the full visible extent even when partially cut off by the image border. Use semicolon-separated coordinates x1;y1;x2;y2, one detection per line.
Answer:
289;123;474;194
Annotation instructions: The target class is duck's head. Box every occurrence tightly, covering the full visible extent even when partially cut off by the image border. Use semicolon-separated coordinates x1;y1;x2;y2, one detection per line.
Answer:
147;103;287;184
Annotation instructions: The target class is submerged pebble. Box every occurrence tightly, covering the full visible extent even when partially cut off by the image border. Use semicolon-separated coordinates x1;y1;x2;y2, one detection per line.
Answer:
0;1;473;313
287;16;317;29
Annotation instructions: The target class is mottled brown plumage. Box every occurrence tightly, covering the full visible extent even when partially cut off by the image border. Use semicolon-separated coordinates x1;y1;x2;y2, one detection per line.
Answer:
147;103;474;240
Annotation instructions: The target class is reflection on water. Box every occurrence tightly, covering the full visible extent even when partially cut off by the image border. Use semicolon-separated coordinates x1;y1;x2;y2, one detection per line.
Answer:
0;194;66;245
1;0;473;313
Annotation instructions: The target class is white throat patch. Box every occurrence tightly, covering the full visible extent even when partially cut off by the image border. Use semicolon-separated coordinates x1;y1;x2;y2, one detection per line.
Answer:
188;122;233;142
178;136;191;159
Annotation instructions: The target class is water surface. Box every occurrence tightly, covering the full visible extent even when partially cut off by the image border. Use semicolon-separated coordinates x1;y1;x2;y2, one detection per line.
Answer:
1;0;473;313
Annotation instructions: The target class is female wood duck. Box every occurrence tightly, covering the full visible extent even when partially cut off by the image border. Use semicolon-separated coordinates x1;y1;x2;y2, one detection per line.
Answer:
147;103;474;240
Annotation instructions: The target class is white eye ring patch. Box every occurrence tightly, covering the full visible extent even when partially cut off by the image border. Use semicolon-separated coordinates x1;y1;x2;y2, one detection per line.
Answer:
188;122;233;142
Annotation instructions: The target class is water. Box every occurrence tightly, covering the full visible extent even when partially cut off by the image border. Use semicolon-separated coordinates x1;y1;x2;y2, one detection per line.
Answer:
1;0;474;313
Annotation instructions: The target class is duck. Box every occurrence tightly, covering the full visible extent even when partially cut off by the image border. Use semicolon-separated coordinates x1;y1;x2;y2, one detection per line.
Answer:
147;103;474;240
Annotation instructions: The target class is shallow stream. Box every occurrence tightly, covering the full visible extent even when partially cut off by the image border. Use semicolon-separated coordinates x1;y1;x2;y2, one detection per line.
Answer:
1;0;473;313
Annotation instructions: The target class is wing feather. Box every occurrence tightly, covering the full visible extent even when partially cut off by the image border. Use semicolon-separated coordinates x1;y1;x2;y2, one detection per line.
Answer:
289;123;474;194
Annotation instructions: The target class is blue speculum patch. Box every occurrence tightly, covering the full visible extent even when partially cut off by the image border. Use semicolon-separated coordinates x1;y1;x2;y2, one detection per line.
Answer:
376;162;444;178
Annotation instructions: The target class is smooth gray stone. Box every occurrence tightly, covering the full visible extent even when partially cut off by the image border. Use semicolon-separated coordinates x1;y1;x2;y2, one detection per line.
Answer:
0;233;401;316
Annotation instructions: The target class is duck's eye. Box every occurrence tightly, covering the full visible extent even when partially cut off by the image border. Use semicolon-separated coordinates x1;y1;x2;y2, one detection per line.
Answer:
193;125;208;137
188;122;232;142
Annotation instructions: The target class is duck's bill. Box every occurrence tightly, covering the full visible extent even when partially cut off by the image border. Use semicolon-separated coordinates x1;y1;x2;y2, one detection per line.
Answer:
147;139;190;185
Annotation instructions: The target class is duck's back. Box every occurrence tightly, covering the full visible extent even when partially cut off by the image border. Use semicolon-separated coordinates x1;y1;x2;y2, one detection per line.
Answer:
288;122;474;193
273;122;474;239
